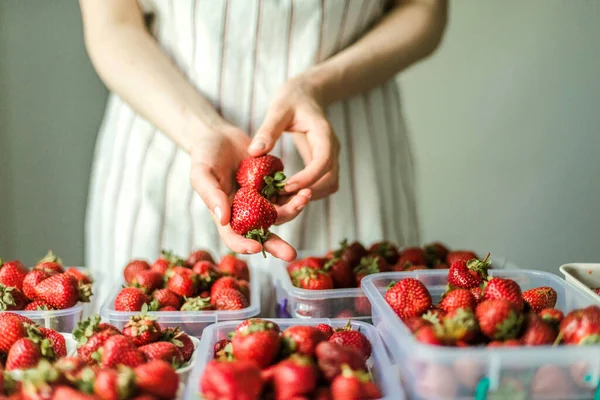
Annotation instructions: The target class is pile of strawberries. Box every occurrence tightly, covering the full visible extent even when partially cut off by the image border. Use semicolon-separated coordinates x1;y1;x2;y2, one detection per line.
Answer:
200;319;381;400
0;252;92;311
230;155;287;250
113;250;250;312
385;254;600;347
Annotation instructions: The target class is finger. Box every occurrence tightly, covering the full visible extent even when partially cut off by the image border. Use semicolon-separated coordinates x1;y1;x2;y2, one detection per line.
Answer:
263;233;297;262
285;125;333;192
308;164;339;200
274;189;312;224
292;133;312;165
216;223;263;254
248;105;293;156
190;163;231;225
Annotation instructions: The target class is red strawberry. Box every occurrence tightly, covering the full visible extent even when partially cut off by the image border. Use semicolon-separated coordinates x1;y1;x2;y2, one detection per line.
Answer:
192;261;221;290
353;295;371;316
99;335;145;368
6;338;45;370
124;260;151;284
316;324;335;339
395;247;426;269
134;360;179;400
167;271;197;298
22;269;56;301
446;250;478;266
210;276;240;300
180;296;213;311
213;338;231;359
368;241;399;264
35;273;89;309
52;385;97;400
282;325;327;356
236;319;280;334
476;299;523;340
439;289;476;312
403;264;429;271
114;287;149;312
520;312;557;346
292;267;334;290
522;286;557;313
404;317;433;334
328;240;368;269
558;305;600;345
159;306;177;311
594;288;600;296
415;325;443;345
161;327;195;362
94;367;135;400
530;365;574;400
151;250;185;275
232;321;280;368
329;324;372;360
0;314;28;353
54;356;89;382
217;254;250;281
130;270;164;294
334;309;356;319
354;255;390;283
73;315;122;363
237;279;250;301
287;257;326;275
422;307;446;324
138;342;183;367
0;284;29;310
213;288;248;310
24;301;55;311
442;307;479;344
433;263;449;269
123;312;161;347
64;268;93;285
470;286;484;303
0;311;35;325
236;155;286;197
331;365;382;400
539;308;564;327
230;186;277;245
186;249;215;268
34;251;65;273
200;360;263;400
483;277;523;310
271;354;318;400
0;259;28;291
385;278;432;320
315;341;367;381
447;255;491;290
39;327;67;358
487;339;521;347
77;330;118;365
323;257;354;289
150;288;182;310
424;242;450;262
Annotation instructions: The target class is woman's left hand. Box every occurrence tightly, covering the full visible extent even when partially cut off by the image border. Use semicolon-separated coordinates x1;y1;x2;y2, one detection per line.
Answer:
248;75;340;200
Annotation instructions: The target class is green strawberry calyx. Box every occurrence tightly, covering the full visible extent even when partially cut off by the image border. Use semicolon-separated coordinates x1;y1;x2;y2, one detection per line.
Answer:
261;171;286;199
181;296;212;311
493;310;523;340
245;228;270;258
0;284;17;311
38;250;63;265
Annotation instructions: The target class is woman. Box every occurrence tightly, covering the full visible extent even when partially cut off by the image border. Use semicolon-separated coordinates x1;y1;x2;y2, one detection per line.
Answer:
80;0;447;308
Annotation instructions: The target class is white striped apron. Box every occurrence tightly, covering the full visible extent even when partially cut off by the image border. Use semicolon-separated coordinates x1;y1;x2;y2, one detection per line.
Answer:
86;0;420;312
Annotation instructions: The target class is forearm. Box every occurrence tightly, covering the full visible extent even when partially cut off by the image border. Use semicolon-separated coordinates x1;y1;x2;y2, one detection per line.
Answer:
307;0;448;106
81;3;223;152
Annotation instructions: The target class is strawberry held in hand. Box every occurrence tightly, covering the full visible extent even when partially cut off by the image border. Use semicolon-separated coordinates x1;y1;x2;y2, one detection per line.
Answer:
236;154;286;198
230;186;277;248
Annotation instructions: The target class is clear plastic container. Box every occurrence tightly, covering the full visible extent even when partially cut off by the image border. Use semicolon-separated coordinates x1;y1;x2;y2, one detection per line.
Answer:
560;263;600;302
272;252;517;320
99;264;261;337
361;269;600;400
183;318;405;400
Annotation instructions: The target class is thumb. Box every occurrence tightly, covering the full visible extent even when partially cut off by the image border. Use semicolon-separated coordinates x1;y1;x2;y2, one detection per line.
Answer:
248;105;292;156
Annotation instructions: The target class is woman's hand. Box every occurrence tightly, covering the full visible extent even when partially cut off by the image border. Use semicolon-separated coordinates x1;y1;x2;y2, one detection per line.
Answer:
248;75;340;200
189;123;310;261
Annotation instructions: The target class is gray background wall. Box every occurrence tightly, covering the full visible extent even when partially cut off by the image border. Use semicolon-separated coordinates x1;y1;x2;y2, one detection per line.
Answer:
0;1;598;272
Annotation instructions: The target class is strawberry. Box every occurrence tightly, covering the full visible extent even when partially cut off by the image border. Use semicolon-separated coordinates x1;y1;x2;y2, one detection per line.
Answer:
192;261;221;290
424;242;450;263
292;267;334;290
186;249;215;268
539;308;563;327
470;286;484;303
150;288;182;310
237;279;250;301
6;338;45;370
323;257;354;289
39;327;67;358
415;325;443;345
0;259;28;291
404;317;433;334
34;251;65;273
328;240;368;269
422;307;446;324
403;264;428;271
0;284;29;310
355;255;390;280
114;288;149;312
0;311;34;325
200;360;263;400
123;311;161;346
236;319;280;334
594;288;600;296
438;289;476;312
329;322;372;360
213;288;248;310
22;269;55;301
236;155;286;198
522;286;557;313
138;342;183;367
368;241;399;264
130;270;163;294
210;276;240;300
287;257;326;275
476;299;523;340
353;295;371;316
213;338;231;359
35;273;89;309
180;296;213;311
78;330;118;365
487;339;521;347
24;301;54;311
232;320;280;368
54;356;89;382
230;186;277;246
316;324;335;339
441;307;479;344
65;268;93;285
217;254;250;281
530;365;575;400
282;325;327;356
385;278;432;320
151;250;185;275
124;260;151;284
315;341;367;381
73;315;122;364
558;305;600;345
395;247;426;269
446;250;478;266
166;271;197;298
98;335;145;368
161;327;195;361
483;277;523;310
520;312;557;346
272;354;318;400
334;309;356;318
134;360;179;400
52;386;97;400
331;365;382;400
433;263;449;269
447;254;491;290
159;306;177;311
94;367;135;400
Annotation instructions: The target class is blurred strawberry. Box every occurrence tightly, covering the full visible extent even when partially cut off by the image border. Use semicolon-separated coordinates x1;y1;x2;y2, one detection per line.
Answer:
292;267;334;290
522;286;557;313
213;288;248;310
123;311;161;347
395;247;426;270
192;261;221;290
354;255;389;285
446;250;478;266
181;296;213;311
315;324;335;339
134;360;179;399
286;257;325;275
231;319;280;368
368;241;399;264
114;287;149;312
329;321;372;360
186;249;215;268
521;312;557;346
0;285;28;310
123;260;150;284
442;307;479;344
24;300;54;311
65;267;93;285
167;271;197;298
558;305;600;345
476;299;523;340
161;326;195;362
130;270;164;294
0;259;27;291
34;251;65;273
218;254;250;281
438;289;476;313
315;341;366;381
22;269;56;301
424;242;450;263
200;360;263;400
328;240;368;269
323;258;354;289
539;308;564;327
271;354;318;399
150;288;182;310
282;325;327;356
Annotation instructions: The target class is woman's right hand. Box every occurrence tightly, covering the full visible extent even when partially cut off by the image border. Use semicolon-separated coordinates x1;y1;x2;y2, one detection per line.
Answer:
189;123;310;261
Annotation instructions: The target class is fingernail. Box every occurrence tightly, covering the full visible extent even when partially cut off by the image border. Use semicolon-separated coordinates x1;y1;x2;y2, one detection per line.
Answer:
213;206;222;222
249;140;266;152
286;183;298;192
296;205;305;211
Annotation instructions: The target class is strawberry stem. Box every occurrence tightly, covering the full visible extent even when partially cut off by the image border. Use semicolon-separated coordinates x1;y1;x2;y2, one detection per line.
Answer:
245;228;270;258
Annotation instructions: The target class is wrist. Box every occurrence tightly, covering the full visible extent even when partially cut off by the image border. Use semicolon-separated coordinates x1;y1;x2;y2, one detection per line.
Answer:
300;64;341;108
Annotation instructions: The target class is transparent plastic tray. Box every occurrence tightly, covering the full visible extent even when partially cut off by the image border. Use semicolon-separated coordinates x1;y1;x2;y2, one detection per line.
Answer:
183;318;404;400
272;251;517;320
99;264;261;338
361;269;600;400
560;263;600;303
